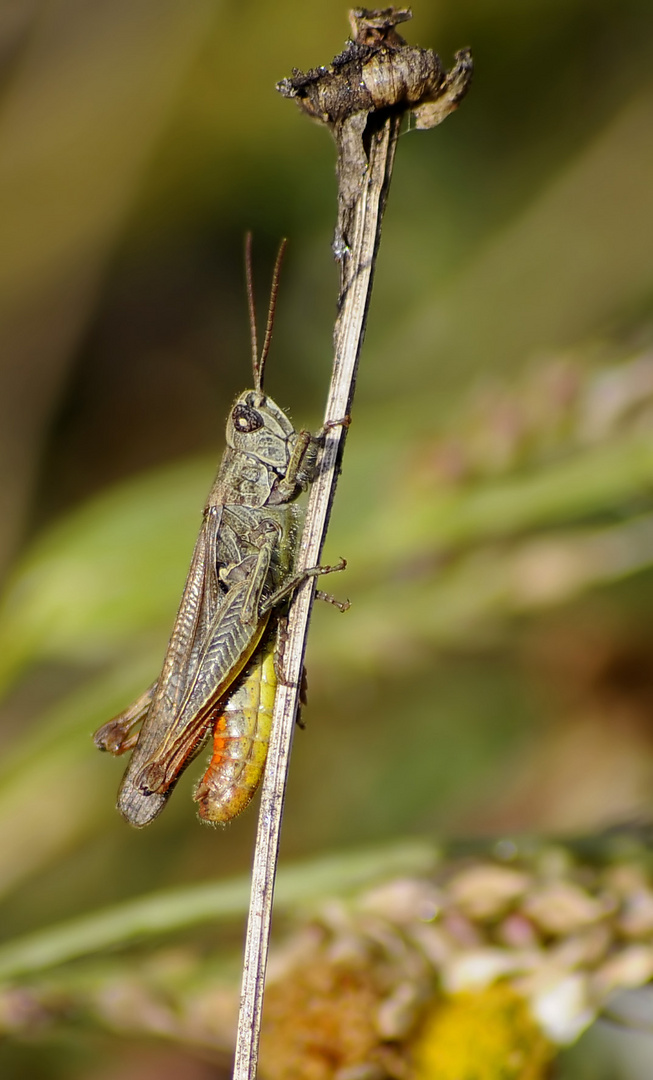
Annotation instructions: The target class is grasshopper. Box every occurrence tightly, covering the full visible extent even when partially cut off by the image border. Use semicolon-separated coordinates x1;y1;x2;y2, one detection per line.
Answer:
94;238;345;827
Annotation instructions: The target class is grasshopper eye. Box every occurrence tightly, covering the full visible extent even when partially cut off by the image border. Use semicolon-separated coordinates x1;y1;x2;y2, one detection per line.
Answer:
232;403;264;433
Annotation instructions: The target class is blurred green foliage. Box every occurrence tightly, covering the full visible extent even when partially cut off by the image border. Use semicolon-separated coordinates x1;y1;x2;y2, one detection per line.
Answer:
1;1;653;1076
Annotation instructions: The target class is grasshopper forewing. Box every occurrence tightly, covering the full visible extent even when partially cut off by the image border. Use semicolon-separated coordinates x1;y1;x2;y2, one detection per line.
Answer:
94;238;340;827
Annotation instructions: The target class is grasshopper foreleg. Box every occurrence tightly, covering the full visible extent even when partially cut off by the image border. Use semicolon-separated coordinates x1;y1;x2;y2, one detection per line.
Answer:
270;416;351;503
270;430;316;501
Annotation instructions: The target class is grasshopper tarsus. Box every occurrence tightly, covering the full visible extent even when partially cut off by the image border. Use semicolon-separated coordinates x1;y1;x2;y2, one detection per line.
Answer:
316;556;347;575
259;556;347;615
315;589;351;613
323;413;351;432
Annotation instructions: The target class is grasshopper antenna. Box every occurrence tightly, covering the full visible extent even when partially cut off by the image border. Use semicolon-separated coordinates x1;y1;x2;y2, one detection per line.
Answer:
245;232;259;389
246;233;288;393
258;238;287;392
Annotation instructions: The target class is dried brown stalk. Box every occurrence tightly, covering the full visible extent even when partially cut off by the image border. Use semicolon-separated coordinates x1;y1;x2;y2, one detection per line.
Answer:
232;10;472;1079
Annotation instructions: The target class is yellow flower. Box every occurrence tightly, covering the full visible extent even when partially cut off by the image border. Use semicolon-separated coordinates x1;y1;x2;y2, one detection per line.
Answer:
412;984;554;1080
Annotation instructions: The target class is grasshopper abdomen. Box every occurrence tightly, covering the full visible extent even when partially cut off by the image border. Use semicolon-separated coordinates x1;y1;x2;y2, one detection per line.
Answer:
194;634;276;823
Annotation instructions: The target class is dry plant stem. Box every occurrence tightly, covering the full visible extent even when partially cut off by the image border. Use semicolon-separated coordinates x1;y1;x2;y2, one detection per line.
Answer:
232;119;400;1080
233;11;472;1078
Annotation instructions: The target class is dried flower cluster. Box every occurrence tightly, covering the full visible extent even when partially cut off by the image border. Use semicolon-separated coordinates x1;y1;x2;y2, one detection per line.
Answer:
260;847;653;1078
2;844;653;1077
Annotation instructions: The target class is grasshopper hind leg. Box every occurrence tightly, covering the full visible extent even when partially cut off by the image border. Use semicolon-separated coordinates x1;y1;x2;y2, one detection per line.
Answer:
94;681;157;755
92;680;175;829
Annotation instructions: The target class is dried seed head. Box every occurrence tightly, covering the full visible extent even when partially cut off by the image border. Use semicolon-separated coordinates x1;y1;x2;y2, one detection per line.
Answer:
277;10;472;131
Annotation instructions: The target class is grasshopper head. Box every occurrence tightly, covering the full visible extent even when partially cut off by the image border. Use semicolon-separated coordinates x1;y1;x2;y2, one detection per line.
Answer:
226;389;294;470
